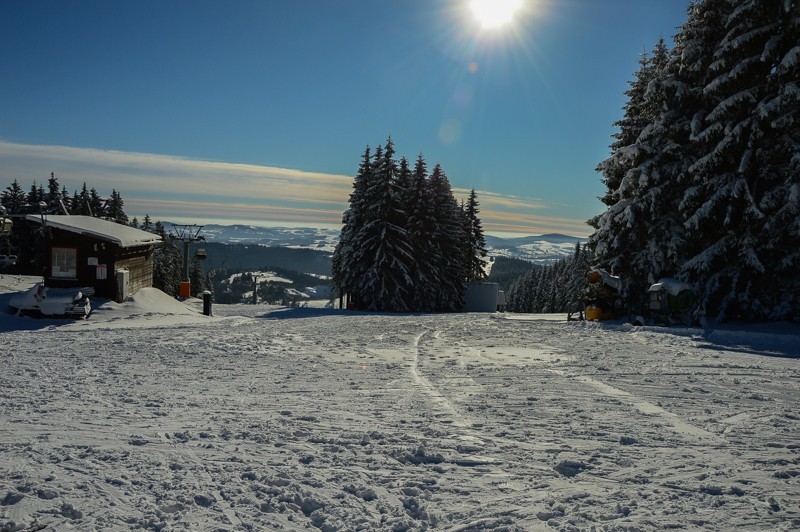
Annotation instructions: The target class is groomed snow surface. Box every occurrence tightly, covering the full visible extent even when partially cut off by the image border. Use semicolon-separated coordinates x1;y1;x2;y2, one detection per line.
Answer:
1;275;799;531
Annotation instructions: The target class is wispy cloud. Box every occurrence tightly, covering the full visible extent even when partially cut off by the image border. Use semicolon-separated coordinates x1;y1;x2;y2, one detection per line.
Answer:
0;141;590;236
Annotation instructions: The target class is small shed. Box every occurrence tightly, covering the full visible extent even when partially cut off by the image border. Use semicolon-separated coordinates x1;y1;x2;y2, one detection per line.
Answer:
27;215;162;302
463;282;500;312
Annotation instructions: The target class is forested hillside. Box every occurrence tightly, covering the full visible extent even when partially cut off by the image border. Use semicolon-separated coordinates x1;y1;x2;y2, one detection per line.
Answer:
189;242;331;277
506;244;591;314
487;256;537;293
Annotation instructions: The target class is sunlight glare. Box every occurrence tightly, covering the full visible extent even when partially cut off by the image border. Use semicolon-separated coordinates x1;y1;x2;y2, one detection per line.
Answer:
470;0;523;29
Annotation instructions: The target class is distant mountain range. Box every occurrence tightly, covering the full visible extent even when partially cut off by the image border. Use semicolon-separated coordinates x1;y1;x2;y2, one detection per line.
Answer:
170;224;340;253
166;223;585;265
484;233;584;263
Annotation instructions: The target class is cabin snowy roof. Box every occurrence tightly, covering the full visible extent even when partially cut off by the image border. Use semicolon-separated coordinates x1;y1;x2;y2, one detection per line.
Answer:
26;215;162;248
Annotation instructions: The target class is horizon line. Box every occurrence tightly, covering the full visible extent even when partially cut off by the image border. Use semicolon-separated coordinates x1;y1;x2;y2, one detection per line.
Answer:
0;139;594;238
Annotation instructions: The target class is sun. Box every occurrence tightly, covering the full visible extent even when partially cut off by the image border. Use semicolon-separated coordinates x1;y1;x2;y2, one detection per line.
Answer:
469;0;523;29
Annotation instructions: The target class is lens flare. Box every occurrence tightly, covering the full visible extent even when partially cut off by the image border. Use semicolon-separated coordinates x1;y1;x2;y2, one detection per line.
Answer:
469;0;523;29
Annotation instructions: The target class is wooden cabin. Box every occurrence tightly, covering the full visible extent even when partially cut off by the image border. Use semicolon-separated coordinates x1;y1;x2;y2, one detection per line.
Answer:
26;215;162;302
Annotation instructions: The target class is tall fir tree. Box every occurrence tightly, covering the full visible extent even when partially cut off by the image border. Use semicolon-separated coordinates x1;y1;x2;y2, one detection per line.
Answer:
142;214;153;232
1;179;26;214
428;163;466;311
89;187;104;218
591;0;800;321
355;138;413;311
45;172;64;214
332;146;373;307
27;182;44;209
152;221;182;297
105;189;128;224
681;0;800;320
405;154;439;311
589;39;674;308
72;183;91;215
464;189;488;282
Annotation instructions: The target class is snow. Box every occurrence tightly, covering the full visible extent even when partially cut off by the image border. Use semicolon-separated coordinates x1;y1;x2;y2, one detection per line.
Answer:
781;46;800;69
1;275;800;530
26;215;162;248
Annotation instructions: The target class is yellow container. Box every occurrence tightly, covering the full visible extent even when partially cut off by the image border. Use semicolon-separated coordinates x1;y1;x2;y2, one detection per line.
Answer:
585;305;613;321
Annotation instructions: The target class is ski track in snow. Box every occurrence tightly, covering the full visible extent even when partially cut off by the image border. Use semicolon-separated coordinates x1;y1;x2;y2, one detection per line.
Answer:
0;292;799;530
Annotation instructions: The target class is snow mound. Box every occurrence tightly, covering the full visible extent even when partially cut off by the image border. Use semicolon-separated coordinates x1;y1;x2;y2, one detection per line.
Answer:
79;288;212;329
120;287;200;315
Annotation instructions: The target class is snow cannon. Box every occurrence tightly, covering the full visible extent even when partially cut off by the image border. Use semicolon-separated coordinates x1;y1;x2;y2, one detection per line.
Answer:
647;278;696;325
584;269;623;321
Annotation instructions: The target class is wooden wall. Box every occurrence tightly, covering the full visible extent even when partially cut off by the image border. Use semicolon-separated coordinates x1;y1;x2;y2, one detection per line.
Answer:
115;248;155;297
44;228;156;300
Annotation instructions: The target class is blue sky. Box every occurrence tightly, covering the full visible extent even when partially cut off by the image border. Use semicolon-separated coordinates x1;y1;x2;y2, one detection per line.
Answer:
0;1;690;236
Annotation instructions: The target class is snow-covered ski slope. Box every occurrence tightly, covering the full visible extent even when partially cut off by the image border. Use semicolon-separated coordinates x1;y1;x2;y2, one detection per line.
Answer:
1;276;798;531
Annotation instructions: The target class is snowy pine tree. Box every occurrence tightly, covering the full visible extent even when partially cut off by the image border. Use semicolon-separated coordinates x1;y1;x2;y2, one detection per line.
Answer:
589;39;675;309
464;189;489;282
506;245;591;313
355;138;413;311
1;179;26;214
45;172;64;214
332;146;373;308
681;0;800;320
591;0;800;321
405;154;440;311
428;163;467;311
152;221;182;297
105;189;128;225
334;140;479;312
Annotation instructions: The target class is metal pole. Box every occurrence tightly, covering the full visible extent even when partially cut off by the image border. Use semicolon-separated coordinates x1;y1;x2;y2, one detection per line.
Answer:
182;240;190;282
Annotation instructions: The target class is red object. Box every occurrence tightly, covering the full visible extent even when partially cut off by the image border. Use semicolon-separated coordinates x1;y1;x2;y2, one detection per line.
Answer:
179;281;191;298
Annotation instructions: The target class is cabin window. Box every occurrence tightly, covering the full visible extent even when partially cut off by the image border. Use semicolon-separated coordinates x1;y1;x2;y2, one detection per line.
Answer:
52;247;77;279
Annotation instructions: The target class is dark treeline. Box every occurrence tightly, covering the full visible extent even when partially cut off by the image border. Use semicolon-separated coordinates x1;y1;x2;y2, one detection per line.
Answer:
590;1;799;321
487;256;539;293
0;173;130;274
333;137;488;312
506;244;591;314
2;173;128;222
187;242;332;277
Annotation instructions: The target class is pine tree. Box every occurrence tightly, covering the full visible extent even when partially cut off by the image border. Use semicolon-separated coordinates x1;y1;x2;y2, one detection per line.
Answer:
154;220;166;237
405;154;439;311
1;179;26;214
596;47;663;209
428;163;466;311
681;0;800;320
89;188;104;218
73;183;91;215
189;256;207;295
464;189;488;282
27;182;44;210
60;186;71;214
142;214;153;232
589;39;674;309
590;0;799;321
355;138;413;311
45;172;63;214
105;189;128;224
152;222;182;297
332;146;373;307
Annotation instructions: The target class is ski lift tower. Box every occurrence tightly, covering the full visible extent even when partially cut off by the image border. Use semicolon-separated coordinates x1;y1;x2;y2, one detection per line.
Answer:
169;224;205;297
